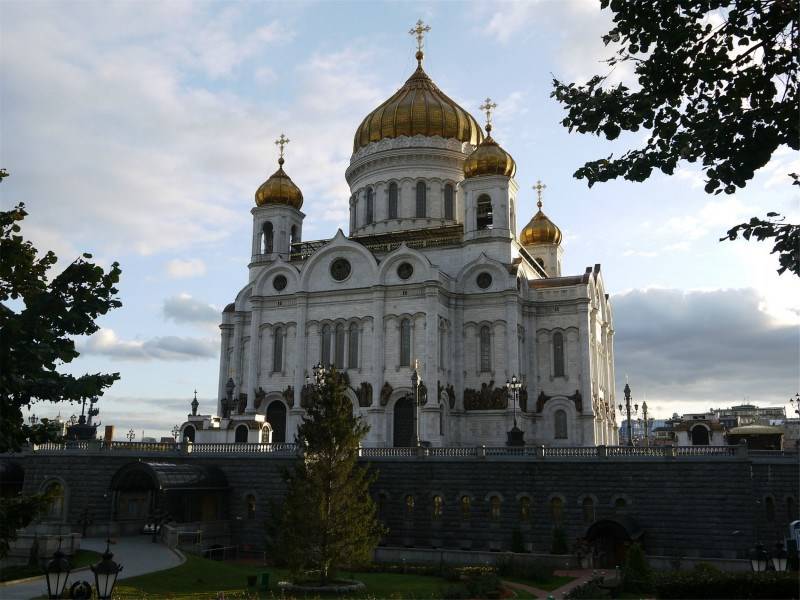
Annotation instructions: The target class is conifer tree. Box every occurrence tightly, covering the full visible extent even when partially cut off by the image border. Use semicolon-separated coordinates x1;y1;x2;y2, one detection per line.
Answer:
278;367;383;584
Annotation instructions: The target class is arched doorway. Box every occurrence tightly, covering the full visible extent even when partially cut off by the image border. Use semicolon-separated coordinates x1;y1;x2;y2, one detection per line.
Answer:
691;425;710;445
393;395;415;447
266;401;287;443
586;518;643;568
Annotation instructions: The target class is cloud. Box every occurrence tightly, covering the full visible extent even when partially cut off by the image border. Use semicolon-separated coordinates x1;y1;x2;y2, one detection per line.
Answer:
165;258;207;279
79;328;217;361
613;288;798;415
163;294;219;325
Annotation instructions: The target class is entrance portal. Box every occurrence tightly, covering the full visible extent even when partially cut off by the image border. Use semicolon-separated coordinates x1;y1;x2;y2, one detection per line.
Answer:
691;425;710;445
267;401;287;443
393;395;415;447
585;518;643;569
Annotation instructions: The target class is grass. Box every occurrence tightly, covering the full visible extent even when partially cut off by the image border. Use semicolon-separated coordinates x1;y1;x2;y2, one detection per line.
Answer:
0;549;102;583
117;553;451;599
504;573;576;591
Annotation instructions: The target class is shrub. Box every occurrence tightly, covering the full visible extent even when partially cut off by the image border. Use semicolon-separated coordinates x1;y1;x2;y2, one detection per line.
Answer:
621;542;653;593
565;576;609;599
551;527;569;555
654;570;798;599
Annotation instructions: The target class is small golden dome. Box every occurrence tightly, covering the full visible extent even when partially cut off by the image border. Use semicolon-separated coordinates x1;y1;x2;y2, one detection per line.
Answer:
353;57;484;153
255;157;303;209
520;199;562;246
463;125;516;178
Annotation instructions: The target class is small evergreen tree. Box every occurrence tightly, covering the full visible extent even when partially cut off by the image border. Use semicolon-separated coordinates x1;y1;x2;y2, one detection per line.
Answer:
550;526;569;555
622;542;653;593
278;368;383;584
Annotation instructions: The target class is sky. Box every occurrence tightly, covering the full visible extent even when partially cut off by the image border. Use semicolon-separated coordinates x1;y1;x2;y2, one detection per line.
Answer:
2;0;798;440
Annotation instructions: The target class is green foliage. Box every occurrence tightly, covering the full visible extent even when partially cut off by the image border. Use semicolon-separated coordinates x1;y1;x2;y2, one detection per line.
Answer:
0;493;52;559
721;207;800;276
442;568;502;599
277;368;384;584
565;574;610;599
0;171;122;453
551;526;569;554
621;542;653;593
654;570;799;599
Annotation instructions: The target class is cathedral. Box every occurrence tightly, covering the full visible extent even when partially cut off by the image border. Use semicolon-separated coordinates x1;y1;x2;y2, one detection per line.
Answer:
182;23;618;448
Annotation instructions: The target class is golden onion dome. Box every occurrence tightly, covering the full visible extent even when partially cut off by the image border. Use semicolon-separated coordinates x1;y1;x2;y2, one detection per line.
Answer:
255;156;303;209
463;123;516;178
520;198;562;246
352;51;484;153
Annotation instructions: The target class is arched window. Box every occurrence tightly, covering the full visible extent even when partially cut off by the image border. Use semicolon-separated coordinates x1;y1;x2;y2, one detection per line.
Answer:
555;409;568;439
479;326;491;372
490;496;501;521
550;497;564;525
366;188;374;224
520;497;531;522
415;181;426;218
388;182;398;219
439;405;444;436
433;495;443;519
290;225;298;248
321;324;331;366
582;497;595;524
262;222;274;253
405;495;415;516
348;322;359;368
272;327;283;373
350;197;356;231
183;424;196;443
461;495;471;520
334;323;345;368
553;332;565;377
691;425;710;445
439;325;446;368
45;481;65;519
245;494;256;520
510;199;516;235
444;184;454;220
476;195;493;230
765;497;775;522
235;424;249;443
400;318;411;367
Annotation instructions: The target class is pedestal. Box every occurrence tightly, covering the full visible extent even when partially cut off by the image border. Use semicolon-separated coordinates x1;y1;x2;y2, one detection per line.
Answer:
506;426;525;447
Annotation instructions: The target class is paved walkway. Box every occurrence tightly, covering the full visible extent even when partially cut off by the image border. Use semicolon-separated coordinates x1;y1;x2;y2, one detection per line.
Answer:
502;568;598;599
0;536;184;600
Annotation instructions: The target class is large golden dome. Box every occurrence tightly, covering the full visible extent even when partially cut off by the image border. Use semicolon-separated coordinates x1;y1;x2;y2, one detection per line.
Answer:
463;124;516;178
520;199;562;246
353;53;484;153
255;157;303;209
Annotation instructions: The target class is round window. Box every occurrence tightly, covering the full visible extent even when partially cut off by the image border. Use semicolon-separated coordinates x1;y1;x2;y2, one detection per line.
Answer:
273;275;287;291
477;272;493;289
330;258;352;281
397;262;414;280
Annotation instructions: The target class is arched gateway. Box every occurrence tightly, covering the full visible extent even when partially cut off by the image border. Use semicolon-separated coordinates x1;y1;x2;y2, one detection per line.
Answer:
393;395;415;447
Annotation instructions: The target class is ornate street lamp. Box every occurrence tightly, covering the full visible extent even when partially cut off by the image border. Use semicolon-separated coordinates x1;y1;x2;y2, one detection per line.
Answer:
505;375;525;447
771;542;788;572
412;361;422;447
789;393;800;417
91;541;123;600
45;543;71;599
618;383;638;447
126;428;135;442
640;400;650;447
749;543;769;573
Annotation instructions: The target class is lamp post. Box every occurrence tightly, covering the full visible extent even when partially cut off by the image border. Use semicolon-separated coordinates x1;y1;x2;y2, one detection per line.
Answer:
618;383;638;447
505;375;525;446
45;543;71;599
641;401;650;447
91;540;123;600
771;542;788;572
749;543;769;573
789;393;800;417
126;428;135;442
411;362;421;447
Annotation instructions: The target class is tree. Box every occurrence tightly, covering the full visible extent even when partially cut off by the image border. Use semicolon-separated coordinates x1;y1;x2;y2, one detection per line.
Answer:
278;368;383;584
551;0;799;274
0;168;122;555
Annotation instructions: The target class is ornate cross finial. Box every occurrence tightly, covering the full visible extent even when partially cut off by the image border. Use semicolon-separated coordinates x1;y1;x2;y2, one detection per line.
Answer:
533;179;547;209
479;97;497;133
274;133;290;166
409;19;431;65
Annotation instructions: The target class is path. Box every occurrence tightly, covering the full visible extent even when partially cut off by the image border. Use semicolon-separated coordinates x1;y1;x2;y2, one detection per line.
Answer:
502;568;598;599
0;536;184;600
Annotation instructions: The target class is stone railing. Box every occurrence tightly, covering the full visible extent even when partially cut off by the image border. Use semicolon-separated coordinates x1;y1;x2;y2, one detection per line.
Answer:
24;442;797;460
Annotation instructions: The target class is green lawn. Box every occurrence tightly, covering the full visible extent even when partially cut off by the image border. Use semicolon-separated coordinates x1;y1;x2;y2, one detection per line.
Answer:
0;549;102;583
505;573;576;591
117;554;538;599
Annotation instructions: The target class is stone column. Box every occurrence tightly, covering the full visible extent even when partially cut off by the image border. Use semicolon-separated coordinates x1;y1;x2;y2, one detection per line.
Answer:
245;302;260;413
578;305;593;419
294;293;308;407
217;324;233;415
231;312;244;396
424;286;438;397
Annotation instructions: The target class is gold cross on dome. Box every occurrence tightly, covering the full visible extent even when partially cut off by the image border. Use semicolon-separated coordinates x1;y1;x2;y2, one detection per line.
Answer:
479;97;497;132
533;179;547;209
274;133;290;159
409;19;431;53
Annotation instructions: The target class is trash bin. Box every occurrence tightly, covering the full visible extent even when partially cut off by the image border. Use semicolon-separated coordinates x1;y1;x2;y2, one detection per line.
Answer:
260;572;270;589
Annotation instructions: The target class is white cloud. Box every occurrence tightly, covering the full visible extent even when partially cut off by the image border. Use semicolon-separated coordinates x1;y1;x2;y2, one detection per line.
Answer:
163;293;219;325
79;328;217;361
165;258;207;279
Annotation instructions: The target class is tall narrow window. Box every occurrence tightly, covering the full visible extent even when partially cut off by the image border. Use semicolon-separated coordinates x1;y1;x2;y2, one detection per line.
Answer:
272;327;283;373
235;424;248;443
388;183;398;219
405;495;415;516
334;323;345;368
415;181;426;218
290;225;298;248
366;188;374;224
553;332;565;377
246;494;256;520
439;326;446;368
582;497;595;524
262;221;274;253
348;322;359;368
461;495;471;520
400;318;411;366
490;496;501;521
479;326;491;372
444;184;454;220
321;324;331;366
510;199;516;235
350;197;356;231
520;497;531;522
550;497;564;525
555;409;568;439
476;195;493;230
433;496;443;519
439;406;444;435
45;482;65;519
